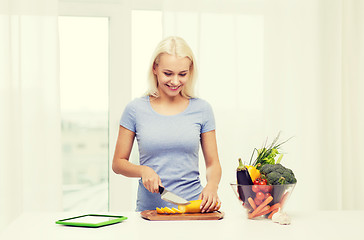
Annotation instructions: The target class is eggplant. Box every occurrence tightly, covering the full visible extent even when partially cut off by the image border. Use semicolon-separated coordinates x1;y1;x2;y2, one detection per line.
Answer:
236;158;253;202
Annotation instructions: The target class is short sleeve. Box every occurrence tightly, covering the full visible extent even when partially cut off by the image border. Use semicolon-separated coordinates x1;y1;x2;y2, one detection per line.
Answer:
120;101;136;132
201;101;216;133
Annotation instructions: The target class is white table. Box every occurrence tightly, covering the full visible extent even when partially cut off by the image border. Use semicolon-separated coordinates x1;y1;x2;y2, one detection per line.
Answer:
1;210;362;240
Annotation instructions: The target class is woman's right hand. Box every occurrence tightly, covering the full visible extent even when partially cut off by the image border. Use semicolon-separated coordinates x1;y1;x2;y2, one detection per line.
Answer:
140;165;162;193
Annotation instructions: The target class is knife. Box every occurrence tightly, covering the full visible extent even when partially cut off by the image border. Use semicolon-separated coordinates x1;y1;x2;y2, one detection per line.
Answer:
158;186;190;205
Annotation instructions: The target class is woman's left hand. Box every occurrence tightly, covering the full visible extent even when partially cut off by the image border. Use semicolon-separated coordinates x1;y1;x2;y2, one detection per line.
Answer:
198;184;221;213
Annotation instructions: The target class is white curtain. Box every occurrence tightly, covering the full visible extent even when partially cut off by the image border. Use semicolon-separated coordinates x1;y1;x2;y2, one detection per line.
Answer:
162;0;364;211
0;0;61;232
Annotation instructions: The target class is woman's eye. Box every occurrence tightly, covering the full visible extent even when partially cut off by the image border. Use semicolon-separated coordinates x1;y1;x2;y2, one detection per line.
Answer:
164;72;172;76
179;73;187;77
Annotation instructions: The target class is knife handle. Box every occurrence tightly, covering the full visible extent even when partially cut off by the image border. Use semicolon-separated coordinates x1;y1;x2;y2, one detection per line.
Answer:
158;186;164;194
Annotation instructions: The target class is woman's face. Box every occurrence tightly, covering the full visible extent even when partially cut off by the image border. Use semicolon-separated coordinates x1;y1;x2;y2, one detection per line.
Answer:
153;53;191;98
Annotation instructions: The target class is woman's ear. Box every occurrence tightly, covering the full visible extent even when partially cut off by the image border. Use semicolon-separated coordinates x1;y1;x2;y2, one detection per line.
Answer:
152;62;157;75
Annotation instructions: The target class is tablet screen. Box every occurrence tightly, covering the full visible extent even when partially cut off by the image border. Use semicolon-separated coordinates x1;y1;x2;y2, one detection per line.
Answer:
61;215;121;224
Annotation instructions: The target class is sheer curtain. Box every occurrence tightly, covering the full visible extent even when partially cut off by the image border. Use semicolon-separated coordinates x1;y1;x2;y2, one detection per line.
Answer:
0;0;61;232
162;0;364;211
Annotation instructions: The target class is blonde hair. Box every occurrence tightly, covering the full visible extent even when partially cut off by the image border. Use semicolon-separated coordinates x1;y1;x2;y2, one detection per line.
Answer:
147;36;197;99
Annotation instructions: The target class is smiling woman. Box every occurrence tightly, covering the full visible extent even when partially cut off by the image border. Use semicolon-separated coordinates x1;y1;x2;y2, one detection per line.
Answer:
112;36;222;213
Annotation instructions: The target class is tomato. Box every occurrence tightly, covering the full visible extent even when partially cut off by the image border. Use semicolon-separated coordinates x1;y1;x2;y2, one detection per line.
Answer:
254;178;271;193
254;197;263;206
252;185;260;193
256;179;266;192
256;191;265;201
264;193;271;199
257;185;265;192
259;179;267;185
254;178;267;185
258;181;265;186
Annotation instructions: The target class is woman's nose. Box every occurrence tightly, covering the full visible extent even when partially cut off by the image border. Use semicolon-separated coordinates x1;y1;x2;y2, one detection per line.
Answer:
170;75;179;85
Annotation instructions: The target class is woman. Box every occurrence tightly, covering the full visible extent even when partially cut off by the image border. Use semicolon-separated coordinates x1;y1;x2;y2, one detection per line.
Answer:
112;36;222;212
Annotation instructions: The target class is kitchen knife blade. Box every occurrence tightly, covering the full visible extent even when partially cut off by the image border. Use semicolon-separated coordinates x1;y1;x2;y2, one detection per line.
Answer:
158;186;190;205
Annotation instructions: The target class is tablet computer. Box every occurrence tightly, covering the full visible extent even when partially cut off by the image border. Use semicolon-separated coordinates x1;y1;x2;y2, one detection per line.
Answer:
56;214;127;228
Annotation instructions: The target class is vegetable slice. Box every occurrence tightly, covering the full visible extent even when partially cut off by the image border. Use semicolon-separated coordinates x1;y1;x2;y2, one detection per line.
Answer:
172;208;183;214
156;207;164;214
162;207;175;214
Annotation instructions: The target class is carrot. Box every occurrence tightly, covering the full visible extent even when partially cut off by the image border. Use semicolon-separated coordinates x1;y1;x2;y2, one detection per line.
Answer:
269;203;281;213
248;197;257;210
253;203;281;219
268;209;279;219
263;203;281;219
251;205;270;218
249;196;273;219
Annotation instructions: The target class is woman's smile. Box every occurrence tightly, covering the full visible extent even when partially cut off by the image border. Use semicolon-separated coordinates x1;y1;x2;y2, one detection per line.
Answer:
166;84;181;91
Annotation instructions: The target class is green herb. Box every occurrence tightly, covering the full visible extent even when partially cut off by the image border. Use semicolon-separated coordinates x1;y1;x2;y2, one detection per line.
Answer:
249;131;293;170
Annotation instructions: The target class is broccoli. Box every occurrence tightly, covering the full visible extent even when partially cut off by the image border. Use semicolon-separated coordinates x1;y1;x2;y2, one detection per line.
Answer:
282;171;296;184
261;163;297;185
260;164;275;174
266;172;282;185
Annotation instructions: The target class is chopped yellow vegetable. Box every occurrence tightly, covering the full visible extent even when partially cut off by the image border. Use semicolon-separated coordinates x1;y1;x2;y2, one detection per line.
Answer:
156;207;183;214
156;207;164;214
172;207;183;214
156;199;221;214
162;207;175;214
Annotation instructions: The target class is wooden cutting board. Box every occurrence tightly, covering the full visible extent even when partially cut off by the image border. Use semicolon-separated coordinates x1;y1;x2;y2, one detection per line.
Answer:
140;210;224;221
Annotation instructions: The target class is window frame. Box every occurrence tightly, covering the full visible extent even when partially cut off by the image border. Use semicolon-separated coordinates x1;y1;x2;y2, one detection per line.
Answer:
59;0;134;211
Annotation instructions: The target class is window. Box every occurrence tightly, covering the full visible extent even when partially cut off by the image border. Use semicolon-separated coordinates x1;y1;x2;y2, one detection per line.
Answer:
58;7;163;212
59;16;109;211
131;10;162;98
